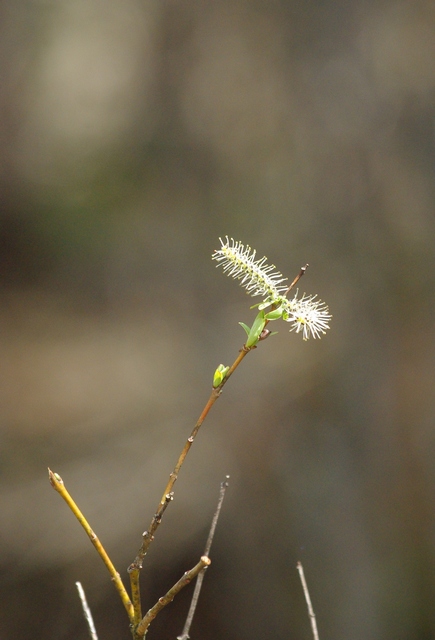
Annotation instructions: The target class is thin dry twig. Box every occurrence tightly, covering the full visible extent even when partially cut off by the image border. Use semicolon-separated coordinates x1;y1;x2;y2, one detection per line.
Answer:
296;561;319;640
178;476;230;640
134;556;211;639
75;581;98;640
48;469;135;623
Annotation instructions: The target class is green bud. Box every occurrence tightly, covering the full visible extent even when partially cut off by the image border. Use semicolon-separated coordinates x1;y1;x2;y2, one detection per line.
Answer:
213;364;230;388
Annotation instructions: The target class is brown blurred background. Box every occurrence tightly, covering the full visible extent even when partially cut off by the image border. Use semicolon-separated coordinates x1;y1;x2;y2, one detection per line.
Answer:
1;1;435;639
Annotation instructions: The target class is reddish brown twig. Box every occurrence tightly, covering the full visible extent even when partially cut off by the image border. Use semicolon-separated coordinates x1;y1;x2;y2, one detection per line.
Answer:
128;348;249;621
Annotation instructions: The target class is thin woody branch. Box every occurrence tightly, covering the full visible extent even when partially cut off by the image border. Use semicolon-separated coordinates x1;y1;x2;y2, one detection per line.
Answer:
297;561;320;640
128;348;249;621
178;476;229;640
284;263;309;295
75;581;98;640
134;556;211;639
48;469;135;624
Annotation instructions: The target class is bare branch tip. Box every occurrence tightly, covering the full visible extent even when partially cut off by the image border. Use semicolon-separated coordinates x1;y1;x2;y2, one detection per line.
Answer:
48;468;63;488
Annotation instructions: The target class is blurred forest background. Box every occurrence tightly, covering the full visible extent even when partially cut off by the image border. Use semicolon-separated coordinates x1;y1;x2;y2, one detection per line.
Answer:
1;1;435;639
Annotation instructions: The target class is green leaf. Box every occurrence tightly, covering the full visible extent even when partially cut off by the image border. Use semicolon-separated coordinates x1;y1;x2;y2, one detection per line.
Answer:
239;322;251;337
264;306;284;321
245;311;266;347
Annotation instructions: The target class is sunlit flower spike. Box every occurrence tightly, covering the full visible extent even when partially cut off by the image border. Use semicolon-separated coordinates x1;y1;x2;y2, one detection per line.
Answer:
212;237;288;301
213;237;331;341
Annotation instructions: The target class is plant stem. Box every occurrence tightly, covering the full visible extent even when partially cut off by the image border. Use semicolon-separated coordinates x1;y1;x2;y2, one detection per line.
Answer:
178;476;229;640
297;561;319;640
128;345;251;621
75;581;98;640
48;469;135;623
134;556;211;639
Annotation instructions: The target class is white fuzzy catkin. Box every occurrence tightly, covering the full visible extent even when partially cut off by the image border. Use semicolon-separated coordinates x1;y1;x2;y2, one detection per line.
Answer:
213;237;331;340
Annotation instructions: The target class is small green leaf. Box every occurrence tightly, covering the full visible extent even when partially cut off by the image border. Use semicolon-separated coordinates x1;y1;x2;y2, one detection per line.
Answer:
264;306;284;321
245;311;267;347
239;322;251;337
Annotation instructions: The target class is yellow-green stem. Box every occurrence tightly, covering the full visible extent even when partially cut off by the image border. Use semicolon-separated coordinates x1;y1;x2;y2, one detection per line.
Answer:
48;469;135;624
